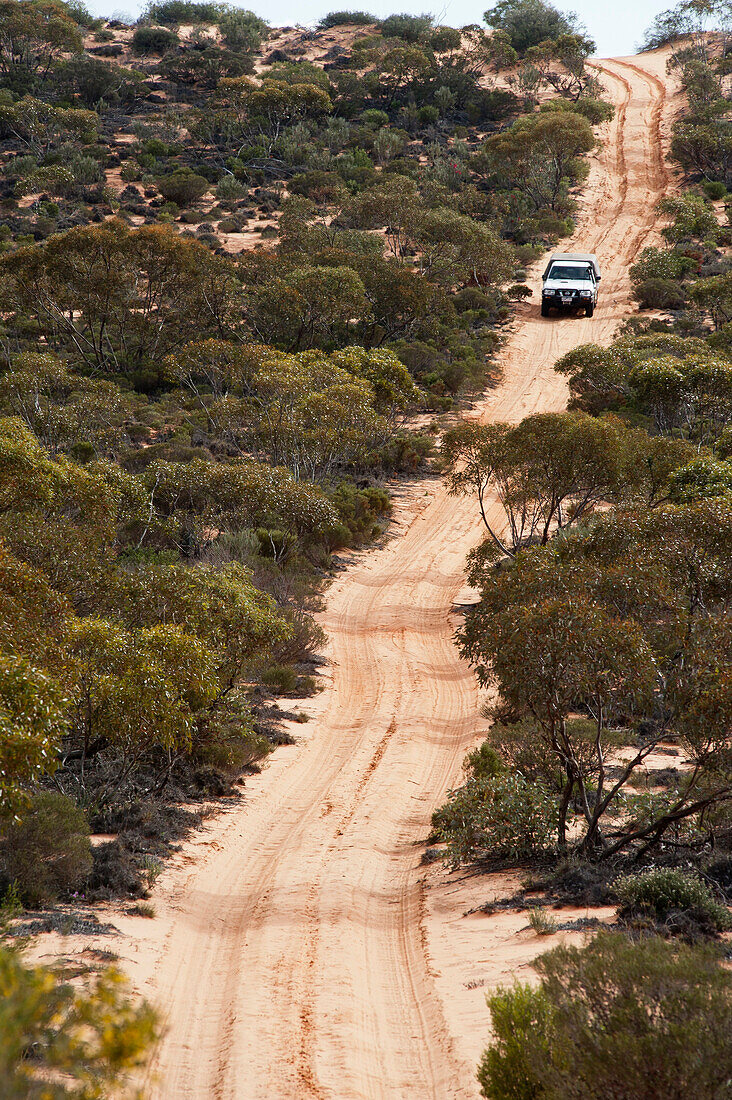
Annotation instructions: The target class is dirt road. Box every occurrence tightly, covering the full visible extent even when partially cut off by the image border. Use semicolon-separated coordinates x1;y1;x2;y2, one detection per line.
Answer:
123;50;675;1100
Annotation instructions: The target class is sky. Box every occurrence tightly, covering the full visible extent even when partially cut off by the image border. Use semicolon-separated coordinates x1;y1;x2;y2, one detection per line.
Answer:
89;0;674;58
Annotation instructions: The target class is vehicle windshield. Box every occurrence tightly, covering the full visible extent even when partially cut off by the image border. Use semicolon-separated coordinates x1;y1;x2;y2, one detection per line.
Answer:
548;264;593;281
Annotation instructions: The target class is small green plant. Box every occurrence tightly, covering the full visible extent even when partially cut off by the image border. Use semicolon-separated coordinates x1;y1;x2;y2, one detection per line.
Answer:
139;855;163;890
0;793;92;908
216;175;247;200
158;170;209;206
131;26;179;55
262;664;297;695
0;944;158;1094
318;10;375;28
0;882;22;929
130;902;156;918
527;906;558;935
616;869;732;933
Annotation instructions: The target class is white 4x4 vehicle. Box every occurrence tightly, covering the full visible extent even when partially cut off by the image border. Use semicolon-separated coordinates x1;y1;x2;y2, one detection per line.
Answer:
541;253;601;318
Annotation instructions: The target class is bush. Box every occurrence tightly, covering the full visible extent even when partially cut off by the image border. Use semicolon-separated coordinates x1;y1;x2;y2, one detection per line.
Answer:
434;771;557;866
131;26;179;54
484;0;591;54
158;170;210;205
630;245;692;285
219;9;268;51
380;12;433;41
329;483;391;547
634;276;687;310
360;108;389;128
262;663;298;694
215;174;247;200
0;944;158;1095
0;792;92;907
318;10;375;27
418;105;439;125
288;170;347;203
616;868;732;933
542;97;614;125
146;0;228;22
479;931;732;1100
703;180;727;201
527;906;558;935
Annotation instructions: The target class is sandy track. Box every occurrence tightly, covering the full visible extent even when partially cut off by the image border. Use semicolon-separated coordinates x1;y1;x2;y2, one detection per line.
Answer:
101;50;676;1100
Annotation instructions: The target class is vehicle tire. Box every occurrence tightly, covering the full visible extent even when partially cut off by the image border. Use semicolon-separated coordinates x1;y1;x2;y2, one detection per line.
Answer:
541;301;550;317
586;303;594;317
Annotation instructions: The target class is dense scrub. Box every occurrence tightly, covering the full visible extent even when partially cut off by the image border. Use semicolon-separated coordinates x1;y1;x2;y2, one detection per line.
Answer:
0;0;614;917
479;932;732;1100
0;0;620;1079
430;5;732;1095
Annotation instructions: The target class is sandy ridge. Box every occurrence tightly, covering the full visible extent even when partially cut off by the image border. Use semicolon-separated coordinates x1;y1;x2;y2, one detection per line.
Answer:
46;48;677;1100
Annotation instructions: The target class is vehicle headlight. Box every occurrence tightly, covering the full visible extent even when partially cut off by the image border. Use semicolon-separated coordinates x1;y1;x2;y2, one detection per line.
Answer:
542;289;551;296
580;290;592;297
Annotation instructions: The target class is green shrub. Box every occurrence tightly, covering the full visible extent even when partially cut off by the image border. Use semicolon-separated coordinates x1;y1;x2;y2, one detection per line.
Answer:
146;0;227;23
380;12;433;41
158;170;209;205
360;108;389;128
0;944;158;1095
527;906;558;935
418;105;439;125
630;245;693;284
262;664;297;695
464;739;504;781
219;9;268;50
0;792;92;907
616;868;732;932
634;276;687;310
329;483;391;547
479;931;732;1100
15;166;75;197
215;174;247;200
318;10;375;27
703;180;727;201
131;26;179;54
541;97;614;125
288;170;347;203
484;0;589;54
668;457;732;503
434;771;557;866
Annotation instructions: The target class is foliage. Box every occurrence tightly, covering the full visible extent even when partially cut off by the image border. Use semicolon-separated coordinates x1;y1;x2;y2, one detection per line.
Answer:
0;654;67;813
484;0;592;56
0;791;91;906
480;110;595;215
145;0;234;22
634;276;687;310
0;0;83;82
158;168;209;205
130;25;178;54
0;943;158;1098
380;12;433;43
318;10;375;28
0;95;97;153
669;456;732;502
479;932;732;1100
0;220;243;375
434;771;558;865
441;412;666;557
615;868;732;932
459;497;732;857
0;353;132;456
